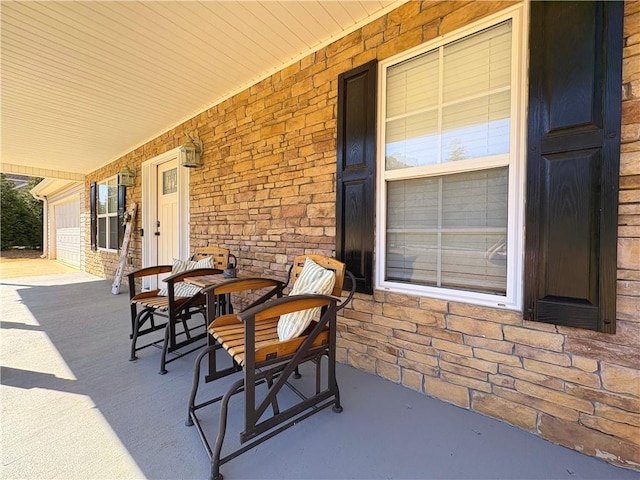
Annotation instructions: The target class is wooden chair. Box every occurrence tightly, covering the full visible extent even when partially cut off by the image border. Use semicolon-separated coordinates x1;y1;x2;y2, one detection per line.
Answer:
128;245;235;374
186;254;355;480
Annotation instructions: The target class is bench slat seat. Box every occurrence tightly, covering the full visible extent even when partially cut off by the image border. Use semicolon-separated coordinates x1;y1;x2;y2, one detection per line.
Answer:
132;295;189;311
210;316;330;366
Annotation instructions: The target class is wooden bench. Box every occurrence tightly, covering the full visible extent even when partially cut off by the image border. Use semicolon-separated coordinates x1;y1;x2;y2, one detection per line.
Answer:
186;254;355;480
128;245;234;374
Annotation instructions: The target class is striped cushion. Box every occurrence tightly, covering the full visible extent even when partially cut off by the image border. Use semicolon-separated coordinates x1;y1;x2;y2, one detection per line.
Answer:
277;257;335;341
158;257;213;297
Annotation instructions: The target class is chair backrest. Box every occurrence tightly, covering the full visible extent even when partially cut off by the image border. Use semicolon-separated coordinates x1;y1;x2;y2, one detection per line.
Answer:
192;246;232;270
290;254;346;297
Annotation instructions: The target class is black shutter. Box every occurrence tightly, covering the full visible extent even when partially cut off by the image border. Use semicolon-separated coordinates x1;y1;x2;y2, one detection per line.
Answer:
336;60;377;295
117;185;126;249
90;181;97;251
524;1;623;333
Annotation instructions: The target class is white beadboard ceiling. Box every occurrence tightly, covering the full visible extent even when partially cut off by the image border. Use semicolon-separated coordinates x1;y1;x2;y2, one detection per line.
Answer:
1;0;404;180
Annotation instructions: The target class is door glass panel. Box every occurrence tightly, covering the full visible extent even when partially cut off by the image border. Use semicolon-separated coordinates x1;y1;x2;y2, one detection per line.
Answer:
163;168;178;194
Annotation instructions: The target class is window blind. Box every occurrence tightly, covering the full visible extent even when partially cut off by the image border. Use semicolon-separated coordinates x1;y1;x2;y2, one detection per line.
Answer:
385;21;512;170
386;167;508;294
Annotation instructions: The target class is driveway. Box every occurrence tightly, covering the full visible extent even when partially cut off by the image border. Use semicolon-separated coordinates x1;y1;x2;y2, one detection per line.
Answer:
0;250;78;279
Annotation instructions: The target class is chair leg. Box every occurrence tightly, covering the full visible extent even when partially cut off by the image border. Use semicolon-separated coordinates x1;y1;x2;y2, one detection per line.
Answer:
129;309;149;361
129;304;137;340
328;308;343;413
186;344;217;426
159;320;171;375
332;381;343;413
293;366;301;379
210;378;244;480
328;352;343;413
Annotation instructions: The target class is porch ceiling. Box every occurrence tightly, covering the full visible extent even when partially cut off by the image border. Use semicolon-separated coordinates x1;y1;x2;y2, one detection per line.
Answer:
1;0;404;181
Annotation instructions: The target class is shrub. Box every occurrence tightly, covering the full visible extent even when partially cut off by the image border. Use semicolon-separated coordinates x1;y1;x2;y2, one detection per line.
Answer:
1;174;43;250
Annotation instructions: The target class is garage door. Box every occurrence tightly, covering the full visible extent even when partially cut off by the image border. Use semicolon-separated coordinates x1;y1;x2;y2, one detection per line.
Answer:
54;199;81;268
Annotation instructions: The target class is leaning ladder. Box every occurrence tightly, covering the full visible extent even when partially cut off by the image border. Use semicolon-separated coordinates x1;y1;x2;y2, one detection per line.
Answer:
112;202;137;294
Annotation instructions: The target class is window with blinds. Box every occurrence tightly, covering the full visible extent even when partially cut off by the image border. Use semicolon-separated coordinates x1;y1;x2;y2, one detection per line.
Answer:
378;11;525;308
97;176;119;250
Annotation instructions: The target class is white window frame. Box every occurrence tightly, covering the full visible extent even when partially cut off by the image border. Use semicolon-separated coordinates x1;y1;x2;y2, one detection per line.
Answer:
97;175;119;252
376;5;528;310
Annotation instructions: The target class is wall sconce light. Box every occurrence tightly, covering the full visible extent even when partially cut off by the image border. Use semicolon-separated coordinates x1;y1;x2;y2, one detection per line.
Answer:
180;134;203;168
118;165;136;187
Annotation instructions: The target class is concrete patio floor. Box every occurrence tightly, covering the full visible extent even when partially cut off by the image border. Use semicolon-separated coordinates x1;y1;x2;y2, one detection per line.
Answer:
1;268;638;480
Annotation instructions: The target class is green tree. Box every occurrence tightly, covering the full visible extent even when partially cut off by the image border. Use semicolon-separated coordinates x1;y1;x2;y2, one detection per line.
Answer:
385;155;412;170
1;174;43;250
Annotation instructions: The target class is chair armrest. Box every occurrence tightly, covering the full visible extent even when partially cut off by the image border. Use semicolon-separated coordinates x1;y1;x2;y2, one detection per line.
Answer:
237;294;339;323
202;277;285;314
128;265;172;279
127;265;172;299
337;270;356;311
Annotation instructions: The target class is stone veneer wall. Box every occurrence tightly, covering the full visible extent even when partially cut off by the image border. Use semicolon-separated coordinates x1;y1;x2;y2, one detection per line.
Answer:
85;0;640;469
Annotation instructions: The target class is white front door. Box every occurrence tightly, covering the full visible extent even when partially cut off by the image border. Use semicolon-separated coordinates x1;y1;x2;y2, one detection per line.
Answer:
156;159;178;271
141;148;190;291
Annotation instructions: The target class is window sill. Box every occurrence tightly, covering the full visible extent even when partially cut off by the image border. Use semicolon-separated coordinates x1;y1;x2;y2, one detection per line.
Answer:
377;280;521;311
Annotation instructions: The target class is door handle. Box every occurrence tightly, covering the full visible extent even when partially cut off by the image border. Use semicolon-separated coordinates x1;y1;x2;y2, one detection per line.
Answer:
154;232;160;236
